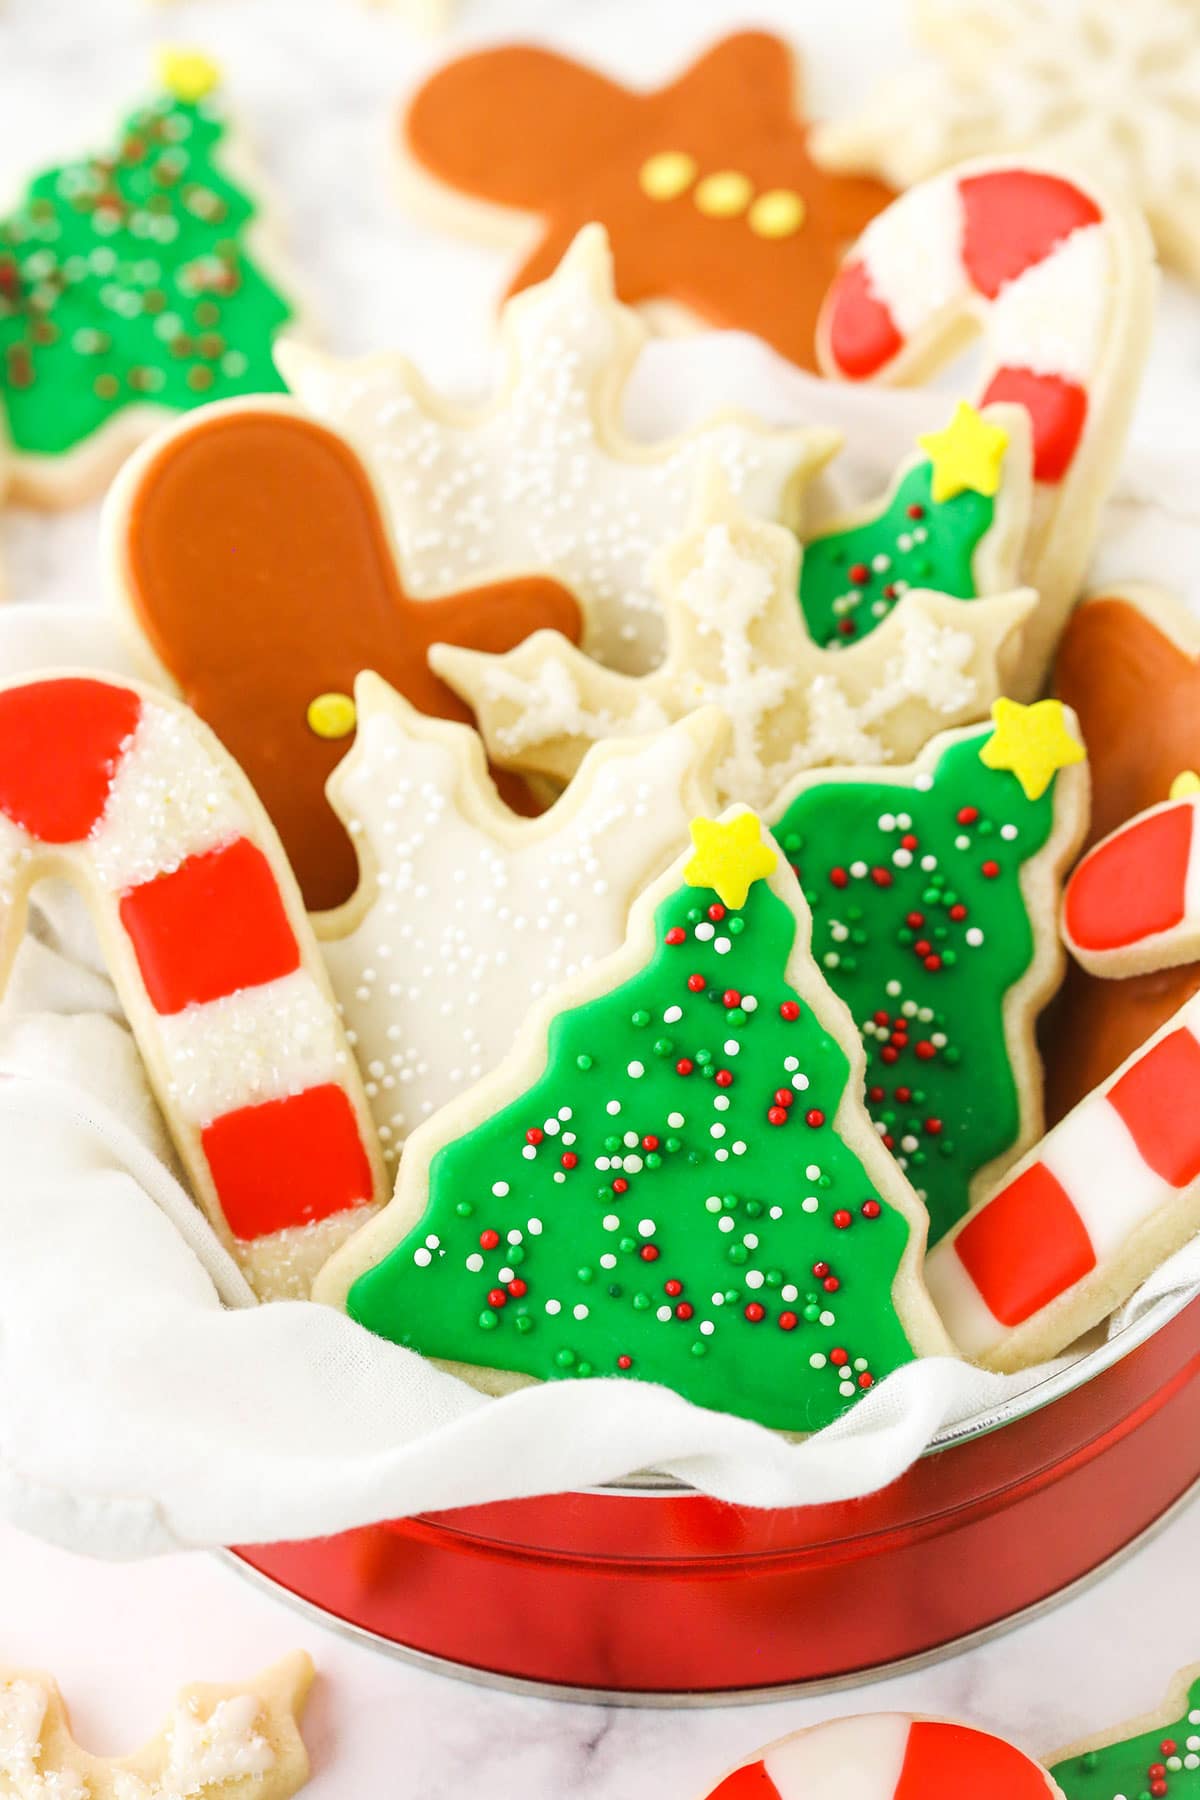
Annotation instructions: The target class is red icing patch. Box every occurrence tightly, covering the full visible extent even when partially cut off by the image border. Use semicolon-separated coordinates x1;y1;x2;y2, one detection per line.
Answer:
824;259;903;378
1065;804;1193;953
896;1720;1055;1799
1108;1028;1200;1187
119;837;300;1015
980;367;1087;482
202;1084;376;1239
0;678;141;844
703;1764;781;1800
959;170;1101;300
956;1162;1095;1325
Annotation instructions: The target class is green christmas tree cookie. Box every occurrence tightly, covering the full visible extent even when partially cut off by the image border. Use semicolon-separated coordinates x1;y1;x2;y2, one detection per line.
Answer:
768;699;1088;1246
799;402;1033;649
0;49;294;501
317;810;951;1433
1050;1666;1200;1798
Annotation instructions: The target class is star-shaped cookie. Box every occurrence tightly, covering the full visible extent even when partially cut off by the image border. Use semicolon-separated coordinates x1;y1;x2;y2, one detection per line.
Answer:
0;1654;312;1800
277;224;836;675
814;0;1200;283
318;680;727;1165
399;31;893;373
431;475;1034;811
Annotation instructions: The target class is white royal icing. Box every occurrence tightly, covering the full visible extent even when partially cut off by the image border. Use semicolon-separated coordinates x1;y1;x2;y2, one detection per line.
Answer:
279;225;824;675
988;223;1111;384
763;1713;910;1800
858;174;968;338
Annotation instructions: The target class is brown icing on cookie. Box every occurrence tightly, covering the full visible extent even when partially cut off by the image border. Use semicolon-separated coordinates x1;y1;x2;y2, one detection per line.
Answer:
117;404;582;911
1047;593;1200;1117
403;31;892;373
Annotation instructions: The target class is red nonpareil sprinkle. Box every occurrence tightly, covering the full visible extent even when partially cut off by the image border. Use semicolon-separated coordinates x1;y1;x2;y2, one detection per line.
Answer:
924;1118;942;1136
870;866;893;887
874;1009;891;1026
949;902;968;921
780;1000;801;1021
507;1278;528;1297
487;1288;508;1308
823;1276;841;1293
722;988;741;1009
896;1086;912;1103
848;561;870;585
778;1311;798;1331
956;805;979;825
675;1301;694;1320
905;911;924;929
858;1372;874;1389
862;1200;882;1219
881;1046;899;1065
914;939;931;957
639;1244;660;1262
924;953;942;972
906;502;924;519
830;866;849;889
664;1279;683;1297
676;1057;694;1076
642;1134;660;1151
773;1088;794;1107
561;1151;579;1169
981;859;1000;879
665;926;686;945
1161;1742;1178;1757
687;972;706;992
915;1040;936;1060
838;618;857;637
812;1261;830;1278
805;1108;825;1128
767;1106;789;1126
882;1132;896;1150
830;1347;849;1366
526;1126;544;1145
832;1209;852;1229
617;1354;633;1370
868;1084;885;1103
707;903;726;922
715;1068;734;1088
612;1177;629;1195
900;833;918;851
744;1302;766;1322
480;1229;501;1250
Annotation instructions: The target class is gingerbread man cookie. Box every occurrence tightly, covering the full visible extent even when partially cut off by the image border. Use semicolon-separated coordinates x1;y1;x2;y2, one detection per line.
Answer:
278;225;834;675
0;673;388;1298
700;1714;1061;1798
399;31;892;374
0;52;299;507
104;397;582;911
0;1653;312;1800
818;157;1155;689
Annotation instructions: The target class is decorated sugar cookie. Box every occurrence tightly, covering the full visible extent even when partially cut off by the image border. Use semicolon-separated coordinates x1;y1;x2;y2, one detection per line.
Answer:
0;51;298;506
318;683;727;1166
814;0;1200;286
817;157;1155;688
799;401;1033;650
0;674;388;1298
277;225;835;674
769;703;1088;1245
432;475;1034;809
0;1653;312;1800
317;809;951;1433
1050;1665;1200;1798
399;31;892;374
1050;586;1200;1118
105;396;582;911
701;1714;1061;1798
929;781;1200;1367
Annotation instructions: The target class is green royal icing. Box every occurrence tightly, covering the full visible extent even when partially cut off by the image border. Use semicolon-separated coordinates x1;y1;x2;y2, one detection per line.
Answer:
348;872;920;1432
1050;1676;1200;1797
798;457;995;649
0;87;291;460
773;728;1058;1246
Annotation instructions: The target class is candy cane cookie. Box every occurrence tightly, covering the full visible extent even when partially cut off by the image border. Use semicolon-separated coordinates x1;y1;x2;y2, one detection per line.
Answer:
817;158;1156;689
0;674;387;1298
928;793;1200;1368
699;1715;1062;1799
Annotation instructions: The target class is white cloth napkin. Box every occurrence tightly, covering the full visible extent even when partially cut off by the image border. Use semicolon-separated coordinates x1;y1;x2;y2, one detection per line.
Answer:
1;339;1198;1560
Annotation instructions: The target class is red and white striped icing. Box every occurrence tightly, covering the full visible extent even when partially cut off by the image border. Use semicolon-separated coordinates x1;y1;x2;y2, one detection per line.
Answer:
0;676;385;1287
702;1715;1061;1799
819;165;1111;486
1063;793;1200;972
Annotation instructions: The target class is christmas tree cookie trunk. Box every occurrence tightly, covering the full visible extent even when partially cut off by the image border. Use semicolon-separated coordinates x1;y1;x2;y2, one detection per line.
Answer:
1049;1666;1200;1799
0;51;299;507
317;810;952;1434
768;701;1089;1245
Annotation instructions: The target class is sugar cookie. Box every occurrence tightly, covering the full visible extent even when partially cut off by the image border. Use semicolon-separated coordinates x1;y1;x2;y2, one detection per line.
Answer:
317;808;951;1434
1049;1664;1200;1798
0;673;387;1298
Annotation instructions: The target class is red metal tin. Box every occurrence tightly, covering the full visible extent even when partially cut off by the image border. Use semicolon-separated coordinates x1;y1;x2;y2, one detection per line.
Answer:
234;1290;1200;1700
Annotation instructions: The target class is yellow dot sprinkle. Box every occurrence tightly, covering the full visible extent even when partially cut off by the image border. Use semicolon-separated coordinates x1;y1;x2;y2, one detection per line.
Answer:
748;188;806;239
307;692;358;741
638;151;698;203
694;170;754;219
1171;769;1200;799
155;47;222;104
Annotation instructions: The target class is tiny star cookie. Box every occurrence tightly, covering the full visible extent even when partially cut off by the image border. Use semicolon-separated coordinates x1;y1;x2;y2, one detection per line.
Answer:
929;781;1200;1369
0;52;300;507
398;30;893;374
104;396;583;911
316;806;953;1434
317;681;728;1167
1049;585;1200;1119
0;673;388;1299
698;1713;1061;1799
817;156;1155;690
798;400;1034;652
1049;1664;1200;1799
0;1652;312;1800
768;708;1088;1245
431;473;1035;810
277;224;836;675
814;0;1200;285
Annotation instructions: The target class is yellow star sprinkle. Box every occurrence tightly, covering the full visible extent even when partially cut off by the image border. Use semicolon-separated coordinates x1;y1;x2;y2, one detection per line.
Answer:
978;697;1085;800
917;402;1009;504
683;813;777;909
1171;769;1200;800
156;47;222;104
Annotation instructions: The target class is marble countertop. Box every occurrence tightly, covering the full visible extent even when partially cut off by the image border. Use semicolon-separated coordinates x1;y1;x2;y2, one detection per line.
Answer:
2;0;1199;1793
